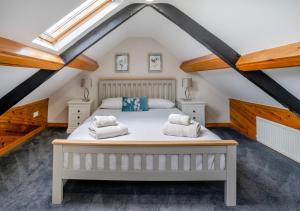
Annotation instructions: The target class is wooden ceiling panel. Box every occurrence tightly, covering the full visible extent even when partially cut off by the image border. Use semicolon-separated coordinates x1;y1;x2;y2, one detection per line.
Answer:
0;37;64;70
236;42;300;71
180;54;230;72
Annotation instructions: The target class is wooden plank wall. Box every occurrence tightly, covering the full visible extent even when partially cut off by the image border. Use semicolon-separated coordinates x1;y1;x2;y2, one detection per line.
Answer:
230;99;300;140
0;99;48;155
0;99;48;126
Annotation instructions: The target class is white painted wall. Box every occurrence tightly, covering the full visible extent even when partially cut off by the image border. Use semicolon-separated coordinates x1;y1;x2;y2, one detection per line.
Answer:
48;38;229;123
47;72;86;123
18;67;82;106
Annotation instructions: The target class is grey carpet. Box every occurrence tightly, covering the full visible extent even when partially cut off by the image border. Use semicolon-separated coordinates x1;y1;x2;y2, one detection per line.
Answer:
0;127;299;211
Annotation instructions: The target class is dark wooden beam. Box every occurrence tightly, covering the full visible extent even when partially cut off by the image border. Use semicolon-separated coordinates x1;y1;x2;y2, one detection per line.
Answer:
236;42;300;71
180;54;230;72
151;3;300;116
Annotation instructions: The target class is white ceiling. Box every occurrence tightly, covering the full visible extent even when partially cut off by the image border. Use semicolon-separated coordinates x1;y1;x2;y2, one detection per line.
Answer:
1;0;300;109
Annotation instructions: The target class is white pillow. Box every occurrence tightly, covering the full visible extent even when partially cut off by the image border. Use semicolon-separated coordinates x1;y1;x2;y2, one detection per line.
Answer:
99;97;122;109
148;98;175;109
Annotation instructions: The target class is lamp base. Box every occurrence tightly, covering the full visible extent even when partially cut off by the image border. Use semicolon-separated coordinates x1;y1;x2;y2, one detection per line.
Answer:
182;98;192;101
82;99;90;102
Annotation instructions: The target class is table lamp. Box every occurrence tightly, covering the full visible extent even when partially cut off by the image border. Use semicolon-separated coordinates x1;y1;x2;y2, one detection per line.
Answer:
182;78;192;101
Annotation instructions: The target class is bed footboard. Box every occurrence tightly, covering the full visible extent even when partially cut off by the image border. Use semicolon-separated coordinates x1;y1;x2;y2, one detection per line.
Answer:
52;140;237;206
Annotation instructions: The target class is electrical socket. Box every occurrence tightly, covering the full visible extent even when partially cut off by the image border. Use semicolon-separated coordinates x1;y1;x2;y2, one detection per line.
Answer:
33;111;39;118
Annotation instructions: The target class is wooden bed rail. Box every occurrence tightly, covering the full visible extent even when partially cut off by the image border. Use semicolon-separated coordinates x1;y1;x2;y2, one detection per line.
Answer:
52;139;238;146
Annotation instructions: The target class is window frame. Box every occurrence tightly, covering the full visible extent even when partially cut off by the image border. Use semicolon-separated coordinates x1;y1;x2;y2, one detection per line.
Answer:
38;0;113;45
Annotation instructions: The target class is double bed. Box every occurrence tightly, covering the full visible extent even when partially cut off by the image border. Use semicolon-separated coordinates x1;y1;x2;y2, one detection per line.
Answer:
52;79;237;206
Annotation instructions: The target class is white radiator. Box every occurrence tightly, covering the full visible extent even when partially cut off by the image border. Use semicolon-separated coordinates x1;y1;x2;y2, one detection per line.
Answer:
257;117;300;163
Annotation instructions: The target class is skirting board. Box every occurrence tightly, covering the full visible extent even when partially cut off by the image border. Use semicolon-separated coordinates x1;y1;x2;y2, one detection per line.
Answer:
48;123;68;128
205;123;231;128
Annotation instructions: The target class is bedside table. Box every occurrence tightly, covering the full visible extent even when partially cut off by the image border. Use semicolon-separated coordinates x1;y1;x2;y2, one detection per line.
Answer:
67;99;94;133
176;99;206;126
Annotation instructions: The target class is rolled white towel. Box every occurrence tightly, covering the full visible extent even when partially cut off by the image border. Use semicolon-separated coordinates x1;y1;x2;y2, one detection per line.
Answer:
162;121;201;138
168;114;191;126
92;116;117;127
89;122;128;139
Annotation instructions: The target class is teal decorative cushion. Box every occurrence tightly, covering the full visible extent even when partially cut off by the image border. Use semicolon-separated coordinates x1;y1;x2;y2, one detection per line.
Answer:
122;96;148;112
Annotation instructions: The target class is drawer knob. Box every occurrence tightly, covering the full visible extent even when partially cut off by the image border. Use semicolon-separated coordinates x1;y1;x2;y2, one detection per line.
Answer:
78;110;80;113
77;122;80;126
77;116;80;119
193;110;196;113
193;117;196;120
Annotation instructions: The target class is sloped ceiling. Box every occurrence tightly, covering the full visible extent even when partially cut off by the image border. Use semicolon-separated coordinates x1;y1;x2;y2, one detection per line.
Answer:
0;0;300;109
84;1;300;108
0;0;85;106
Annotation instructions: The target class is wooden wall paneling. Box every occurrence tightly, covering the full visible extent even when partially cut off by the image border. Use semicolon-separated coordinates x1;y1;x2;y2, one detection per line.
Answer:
0;99;49;126
236;42;300;71
0;126;45;156
230;99;300;140
0;98;49;156
180;54;230;72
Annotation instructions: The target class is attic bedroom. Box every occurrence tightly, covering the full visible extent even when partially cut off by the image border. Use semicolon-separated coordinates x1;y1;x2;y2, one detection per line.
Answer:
0;0;299;210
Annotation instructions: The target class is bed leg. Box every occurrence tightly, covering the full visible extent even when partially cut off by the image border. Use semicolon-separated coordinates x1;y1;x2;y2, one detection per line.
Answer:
52;145;63;204
225;146;236;206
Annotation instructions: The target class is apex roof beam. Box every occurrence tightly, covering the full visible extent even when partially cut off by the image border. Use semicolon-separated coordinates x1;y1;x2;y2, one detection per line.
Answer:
180;54;230;72
0;4;145;115
236;42;300;71
151;3;300;116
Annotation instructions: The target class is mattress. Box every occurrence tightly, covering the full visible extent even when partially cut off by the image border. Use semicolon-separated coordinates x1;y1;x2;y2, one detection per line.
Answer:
68;108;221;141
65;108;225;171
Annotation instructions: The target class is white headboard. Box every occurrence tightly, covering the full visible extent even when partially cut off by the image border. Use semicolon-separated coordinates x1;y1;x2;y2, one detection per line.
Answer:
98;78;176;106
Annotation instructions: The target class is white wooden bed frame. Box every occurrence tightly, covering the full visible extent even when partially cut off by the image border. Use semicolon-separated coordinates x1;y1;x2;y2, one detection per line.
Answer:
52;78;237;206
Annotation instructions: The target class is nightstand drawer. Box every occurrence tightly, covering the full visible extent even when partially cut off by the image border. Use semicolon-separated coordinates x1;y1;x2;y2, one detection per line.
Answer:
69;106;89;114
69;114;87;125
176;99;205;126
182;105;203;115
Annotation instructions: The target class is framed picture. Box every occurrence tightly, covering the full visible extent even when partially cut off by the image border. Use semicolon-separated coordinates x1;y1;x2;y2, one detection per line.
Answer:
115;53;129;72
148;53;162;72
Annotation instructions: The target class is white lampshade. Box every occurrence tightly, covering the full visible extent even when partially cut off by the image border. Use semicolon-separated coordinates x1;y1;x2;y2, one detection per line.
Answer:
182;78;192;88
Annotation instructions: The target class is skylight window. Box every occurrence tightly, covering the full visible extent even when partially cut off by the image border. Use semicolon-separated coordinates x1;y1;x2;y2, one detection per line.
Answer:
33;0;118;52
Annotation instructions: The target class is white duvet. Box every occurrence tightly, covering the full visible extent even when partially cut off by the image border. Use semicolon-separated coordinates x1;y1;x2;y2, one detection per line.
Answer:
68;108;221;140
66;108;225;171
